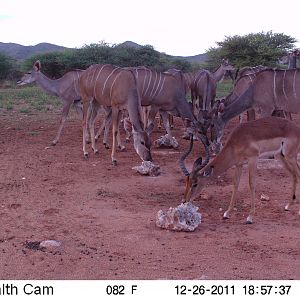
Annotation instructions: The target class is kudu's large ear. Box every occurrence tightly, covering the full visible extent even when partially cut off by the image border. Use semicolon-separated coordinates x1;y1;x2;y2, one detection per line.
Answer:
33;61;41;72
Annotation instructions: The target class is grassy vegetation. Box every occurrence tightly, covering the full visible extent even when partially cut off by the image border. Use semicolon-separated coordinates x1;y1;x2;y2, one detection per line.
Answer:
216;79;234;99
0;79;233;114
0;85;61;113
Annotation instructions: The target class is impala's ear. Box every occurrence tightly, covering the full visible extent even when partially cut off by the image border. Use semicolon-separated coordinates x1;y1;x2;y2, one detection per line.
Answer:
203;166;214;177
33;60;41;72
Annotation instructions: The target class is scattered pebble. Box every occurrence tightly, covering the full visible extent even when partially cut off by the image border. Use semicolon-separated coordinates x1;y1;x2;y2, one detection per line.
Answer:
260;193;270;201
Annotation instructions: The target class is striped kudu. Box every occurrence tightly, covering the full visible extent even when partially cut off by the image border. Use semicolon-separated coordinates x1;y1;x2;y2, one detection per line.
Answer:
127;67;197;141
211;68;300;151
186;59;234;113
80;64;152;165
279;49;300;69
180;117;300;224
234;65;267;82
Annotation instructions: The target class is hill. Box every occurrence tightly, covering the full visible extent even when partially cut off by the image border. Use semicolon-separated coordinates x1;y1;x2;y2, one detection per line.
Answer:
116;41;208;63
0;42;68;60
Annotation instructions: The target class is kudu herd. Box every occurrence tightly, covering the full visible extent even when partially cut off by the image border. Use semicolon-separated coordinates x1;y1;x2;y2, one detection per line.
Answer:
17;52;300;223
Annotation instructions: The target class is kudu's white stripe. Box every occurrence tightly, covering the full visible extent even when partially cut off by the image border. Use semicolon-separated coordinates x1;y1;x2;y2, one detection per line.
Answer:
293;69;297;98
102;67;120;95
144;69;153;97
149;71;158;98
93;65;108;98
109;72;122;99
282;70;288;101
141;68;148;96
153;73;165;98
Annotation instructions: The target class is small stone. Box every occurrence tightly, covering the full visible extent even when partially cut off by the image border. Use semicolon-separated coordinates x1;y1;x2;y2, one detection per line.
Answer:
156;202;201;232
39;240;61;248
260;193;270;201
154;134;179;149
132;161;161;176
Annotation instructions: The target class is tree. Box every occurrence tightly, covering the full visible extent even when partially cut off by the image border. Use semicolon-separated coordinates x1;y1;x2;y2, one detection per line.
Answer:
0;52;17;80
206;31;297;69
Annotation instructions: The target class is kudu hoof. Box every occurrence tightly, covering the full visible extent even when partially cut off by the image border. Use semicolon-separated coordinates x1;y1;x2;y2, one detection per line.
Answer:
112;160;117;166
118;145;126;152
245;217;253;225
51;141;57;146
84;153;89;160
103;143;110;149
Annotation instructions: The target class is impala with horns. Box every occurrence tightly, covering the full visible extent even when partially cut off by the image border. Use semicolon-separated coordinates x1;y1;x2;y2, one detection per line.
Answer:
80;64;152;165
211;68;300;152
180;117;300;224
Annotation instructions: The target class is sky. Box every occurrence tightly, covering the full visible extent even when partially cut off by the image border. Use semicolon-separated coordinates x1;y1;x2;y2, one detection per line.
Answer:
1;0;300;56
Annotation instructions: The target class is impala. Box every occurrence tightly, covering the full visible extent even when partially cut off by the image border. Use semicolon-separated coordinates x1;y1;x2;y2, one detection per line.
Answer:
180;117;300;224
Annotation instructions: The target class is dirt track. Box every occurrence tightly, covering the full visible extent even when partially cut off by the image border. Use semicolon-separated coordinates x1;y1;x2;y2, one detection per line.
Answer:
0;109;299;279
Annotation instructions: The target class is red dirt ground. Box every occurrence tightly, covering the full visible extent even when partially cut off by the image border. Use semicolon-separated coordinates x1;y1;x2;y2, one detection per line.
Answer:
0;109;299;280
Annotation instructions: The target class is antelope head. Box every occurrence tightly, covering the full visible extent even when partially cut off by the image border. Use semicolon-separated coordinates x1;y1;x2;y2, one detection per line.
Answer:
221;59;235;72
179;134;211;202
124;118;152;162
17;60;41;85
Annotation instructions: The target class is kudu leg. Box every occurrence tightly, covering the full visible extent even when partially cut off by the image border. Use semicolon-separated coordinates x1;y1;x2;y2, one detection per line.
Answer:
116;111;126;151
51;101;73;146
95;107;112;149
160;111;178;149
88;102;100;155
145;106;158;135
73;100;83;119
111;108;121;165
82;100;91;158
223;164;243;220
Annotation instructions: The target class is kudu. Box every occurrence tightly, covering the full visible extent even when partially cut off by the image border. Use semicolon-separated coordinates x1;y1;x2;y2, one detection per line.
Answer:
279;49;300;69
211;68;300;151
180;117;300;224
234;65;267;81
17;61;85;145
187;59;234;113
96;67;200;144
80;64;152;165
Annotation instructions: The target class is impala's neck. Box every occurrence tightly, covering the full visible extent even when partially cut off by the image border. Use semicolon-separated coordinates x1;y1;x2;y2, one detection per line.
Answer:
221;86;253;124
202;143;236;177
35;72;60;97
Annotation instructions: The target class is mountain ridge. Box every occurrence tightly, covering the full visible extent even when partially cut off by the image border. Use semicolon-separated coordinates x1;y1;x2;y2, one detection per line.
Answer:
0;41;207;63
